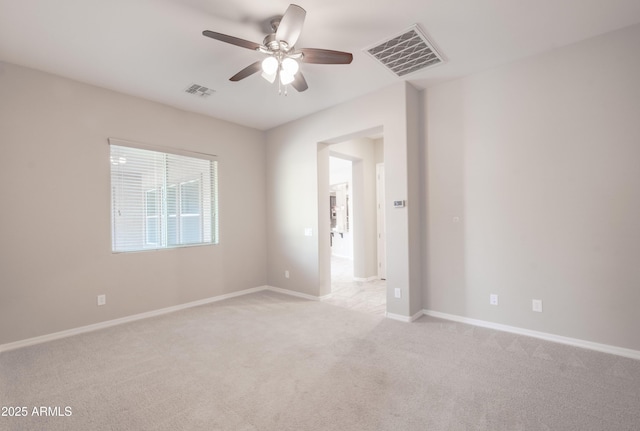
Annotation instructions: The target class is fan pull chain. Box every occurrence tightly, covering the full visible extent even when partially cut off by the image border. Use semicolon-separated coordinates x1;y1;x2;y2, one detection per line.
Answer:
277;79;289;96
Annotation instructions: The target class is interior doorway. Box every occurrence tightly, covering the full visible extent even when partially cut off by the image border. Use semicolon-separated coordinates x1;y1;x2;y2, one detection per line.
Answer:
329;156;353;262
329;155;354;285
376;163;386;280
322;134;386;316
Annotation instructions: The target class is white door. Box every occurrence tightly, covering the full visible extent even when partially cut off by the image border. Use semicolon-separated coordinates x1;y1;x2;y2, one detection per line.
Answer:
376;163;386;279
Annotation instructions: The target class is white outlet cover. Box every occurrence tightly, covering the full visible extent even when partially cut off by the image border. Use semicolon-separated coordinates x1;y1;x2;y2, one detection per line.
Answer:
304;228;313;237
394;288;401;298
285;270;290;279
97;294;106;306
532;299;543;312
490;294;499;305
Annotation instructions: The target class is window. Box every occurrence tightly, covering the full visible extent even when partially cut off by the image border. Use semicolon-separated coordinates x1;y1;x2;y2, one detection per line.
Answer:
109;139;218;252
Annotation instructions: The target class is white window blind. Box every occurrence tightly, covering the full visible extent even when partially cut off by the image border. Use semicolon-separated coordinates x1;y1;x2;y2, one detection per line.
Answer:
109;139;218;253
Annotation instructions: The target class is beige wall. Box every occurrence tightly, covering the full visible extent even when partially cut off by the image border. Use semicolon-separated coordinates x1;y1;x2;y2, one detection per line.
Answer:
374;138;384;164
4;23;639;353
0;63;267;345
423;24;640;351
266;83;423;316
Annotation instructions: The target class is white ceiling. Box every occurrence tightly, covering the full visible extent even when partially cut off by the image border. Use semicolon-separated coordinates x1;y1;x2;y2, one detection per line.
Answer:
2;0;640;130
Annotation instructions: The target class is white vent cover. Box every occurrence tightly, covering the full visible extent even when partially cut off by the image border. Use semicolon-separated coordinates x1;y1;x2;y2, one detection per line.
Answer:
184;83;215;98
365;25;444;77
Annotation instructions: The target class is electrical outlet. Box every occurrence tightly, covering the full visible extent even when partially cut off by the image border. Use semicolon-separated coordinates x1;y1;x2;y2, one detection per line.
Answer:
394;288;401;299
304;228;313;237
285;270;290;279
489;294;499;305
532;299;543;312
97;294;106;306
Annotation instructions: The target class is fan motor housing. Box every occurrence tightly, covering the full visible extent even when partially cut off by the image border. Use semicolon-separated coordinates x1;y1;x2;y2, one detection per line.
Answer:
263;34;291;52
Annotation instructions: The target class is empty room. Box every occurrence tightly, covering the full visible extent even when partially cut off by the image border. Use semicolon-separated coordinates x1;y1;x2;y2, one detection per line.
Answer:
1;0;639;430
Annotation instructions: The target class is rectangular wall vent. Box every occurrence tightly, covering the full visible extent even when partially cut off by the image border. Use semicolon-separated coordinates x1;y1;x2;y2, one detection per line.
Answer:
184;83;215;98
365;25;444;77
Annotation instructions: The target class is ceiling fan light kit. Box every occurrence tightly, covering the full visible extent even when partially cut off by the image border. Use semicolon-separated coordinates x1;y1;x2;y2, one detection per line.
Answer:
262;57;278;75
203;4;353;94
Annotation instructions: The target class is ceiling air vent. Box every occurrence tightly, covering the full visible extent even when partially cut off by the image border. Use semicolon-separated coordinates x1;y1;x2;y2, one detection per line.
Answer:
365;24;444;77
184;83;215;98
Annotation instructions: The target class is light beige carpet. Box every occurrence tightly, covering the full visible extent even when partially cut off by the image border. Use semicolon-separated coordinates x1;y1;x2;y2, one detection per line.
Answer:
1;291;639;430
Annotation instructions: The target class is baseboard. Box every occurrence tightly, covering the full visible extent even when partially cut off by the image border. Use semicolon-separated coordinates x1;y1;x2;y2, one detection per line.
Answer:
5;294;637;360
0;286;268;353
265;285;327;301
0;285;334;353
422;309;640;361
386;310;424;323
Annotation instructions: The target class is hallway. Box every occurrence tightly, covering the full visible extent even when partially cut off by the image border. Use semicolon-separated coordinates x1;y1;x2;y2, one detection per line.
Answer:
323;255;386;316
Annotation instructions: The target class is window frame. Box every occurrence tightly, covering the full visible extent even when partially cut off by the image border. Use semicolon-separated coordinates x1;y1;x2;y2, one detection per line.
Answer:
108;138;218;253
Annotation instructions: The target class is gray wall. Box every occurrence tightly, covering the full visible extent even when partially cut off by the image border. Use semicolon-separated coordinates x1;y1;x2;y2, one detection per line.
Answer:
423;24;640;351
0;62;267;345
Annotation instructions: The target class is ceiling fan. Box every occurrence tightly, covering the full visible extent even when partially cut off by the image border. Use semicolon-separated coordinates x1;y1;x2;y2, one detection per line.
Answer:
202;4;353;93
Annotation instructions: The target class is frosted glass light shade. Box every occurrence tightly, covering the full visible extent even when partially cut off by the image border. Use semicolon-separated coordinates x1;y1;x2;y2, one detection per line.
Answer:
261;57;278;75
262;70;277;83
281;58;299;75
280;71;295;85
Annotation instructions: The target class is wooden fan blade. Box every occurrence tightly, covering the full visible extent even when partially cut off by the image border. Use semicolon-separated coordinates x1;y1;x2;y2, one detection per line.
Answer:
291;72;308;92
202;30;261;51
230;61;262;81
276;4;306;47
299;48;353;64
